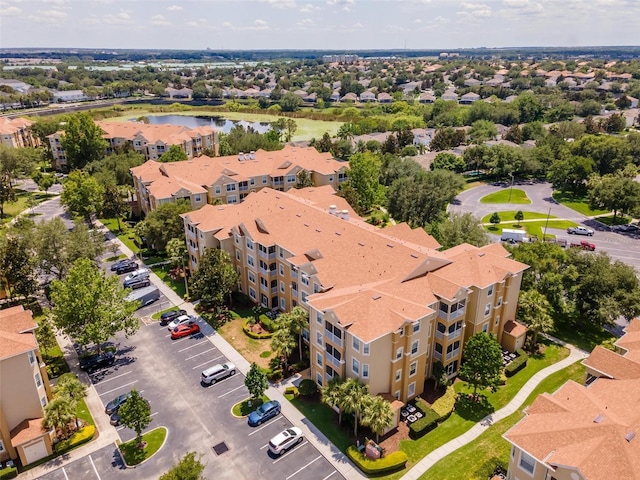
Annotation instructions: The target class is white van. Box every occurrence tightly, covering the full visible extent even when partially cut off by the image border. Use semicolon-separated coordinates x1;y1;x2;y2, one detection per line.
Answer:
201;362;236;385
124;268;150;282
268;427;303;455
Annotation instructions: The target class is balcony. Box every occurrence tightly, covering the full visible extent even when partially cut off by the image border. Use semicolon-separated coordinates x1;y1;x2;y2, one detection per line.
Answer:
273;180;284;186
325;330;342;347
437;307;466;322
436;328;463;342
239;185;249;191
446;348;460;361
291;270;298;279
434;350;442;360
292;289;298;298
271;286;278;294
326;354;344;368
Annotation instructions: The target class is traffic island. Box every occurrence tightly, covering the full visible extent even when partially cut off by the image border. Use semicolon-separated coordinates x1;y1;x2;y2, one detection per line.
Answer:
118;427;167;467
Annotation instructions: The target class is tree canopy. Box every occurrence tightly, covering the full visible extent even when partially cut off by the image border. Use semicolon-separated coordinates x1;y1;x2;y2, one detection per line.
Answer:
60;170;104;224
135;200;192;251
60;112;108;169
433;212;490;249
159;145;188;163
189;248;239;311
459;332;503;399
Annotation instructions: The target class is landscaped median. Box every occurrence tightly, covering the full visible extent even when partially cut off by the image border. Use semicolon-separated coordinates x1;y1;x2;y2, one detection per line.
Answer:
231;395;269;418
118;427;167;467
347;446;408;475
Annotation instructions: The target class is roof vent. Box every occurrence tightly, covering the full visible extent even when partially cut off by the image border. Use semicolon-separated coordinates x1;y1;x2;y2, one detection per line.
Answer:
329;205;337;215
387;243;394;248
593;414;605;423
304;223;310;227
335;232;341;236
341;210;349;220
315;228;321;233
238;152;244;161
625;431;636;442
411;253;419;258
250;150;256;160
372;295;382;300
358;241;365;247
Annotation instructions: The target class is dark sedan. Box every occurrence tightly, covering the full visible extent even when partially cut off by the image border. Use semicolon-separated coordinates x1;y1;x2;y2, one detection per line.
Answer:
248;400;281;426
79;351;115;372
105;392;132;415
114;260;138;274
159;309;187;326
110;258;136;272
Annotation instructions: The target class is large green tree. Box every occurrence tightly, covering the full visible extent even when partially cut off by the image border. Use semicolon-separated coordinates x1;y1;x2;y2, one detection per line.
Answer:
588;173;640;218
339;378;369;437
159;452;206;480
0;231;38;299
434;212;490;249
118;389;152;447
277;306;309;362
101;184;129;230
60;112;108;169
517;289;553;350
43;396;75;440
343;152;386;214
159;145;188;163
459;332;503;400
244;362;268;401
50;258;139;352
361;395;394;442
60;170;104;224
189;248;239;311
135;201;192;252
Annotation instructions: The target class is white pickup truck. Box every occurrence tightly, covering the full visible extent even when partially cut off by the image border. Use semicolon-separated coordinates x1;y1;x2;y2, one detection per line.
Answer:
567;226;594;236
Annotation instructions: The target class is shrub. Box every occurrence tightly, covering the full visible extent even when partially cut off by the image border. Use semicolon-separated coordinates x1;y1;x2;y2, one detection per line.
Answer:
260;316;277;333
284;386;299;398
298;379;318;397
505;349;529;377
55;425;95;452
0;467;17;480
242;319;273;339
409;407;440;439
346;446;408;475
474;456;508;480
431;386;456;421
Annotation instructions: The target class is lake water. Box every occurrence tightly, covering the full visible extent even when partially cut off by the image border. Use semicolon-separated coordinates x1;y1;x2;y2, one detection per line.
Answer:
141;114;272;134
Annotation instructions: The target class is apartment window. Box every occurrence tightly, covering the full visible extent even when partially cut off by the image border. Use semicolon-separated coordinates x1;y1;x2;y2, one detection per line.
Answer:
250;178;255;186
35;372;42;388
316;373;323;386
301;292;308;304
279;264;284;276
287;174;296;183
195;195;201;202
235;234;239;244
226;183;236;192
41;396;47;407
483;323;489;333
227;195;237;204
248;272;255;284
488;285;494;296
408;382;416;398
329;175;334;182
317;311;323;324
280;298;286;310
411;340;419;355
28;350;35;365
236;250;240;261
439;302;449;314
280;281;285;293
0;440;4;452
518;451;536;475
497;296;503;307
316;332;323;346
495;315;501;327
362;364;369;378
249;287;256;300
247;255;255;267
313;283;320;293
413;320;420;333
301;274;309;286
279;247;284;258
262;176;268;184
363;343;370;355
511;446;515;459
435;343;443;355
352;358;360;375
484;303;491;316
395;369;402;381
409;361;417;377
246;239;254;250
394;391;400;400
215;185;221;194
396;347;403;360
316;352;323;367
437;322;446;334
352;336;360;352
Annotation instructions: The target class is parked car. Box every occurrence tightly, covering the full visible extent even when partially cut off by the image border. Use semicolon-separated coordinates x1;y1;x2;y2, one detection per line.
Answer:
167;314;195;331
201;362;236;385
248;400;281;426
105;392;132;414
79;351;115;372
113;259;138;274
124;268;150;282
159;309;187;326
567;226;594;236
126;286;160;309
268;427;304;455
171;323;201;339
110;258;133;272
109;398;149;425
123;275;151;290
570;240;596;251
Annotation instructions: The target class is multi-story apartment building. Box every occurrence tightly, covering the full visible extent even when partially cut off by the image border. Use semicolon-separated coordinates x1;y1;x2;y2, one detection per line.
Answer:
181;186;528;406
504;319;640;480
48;121;217;170
0;117;40;149
0;306;54;466
132;144;348;215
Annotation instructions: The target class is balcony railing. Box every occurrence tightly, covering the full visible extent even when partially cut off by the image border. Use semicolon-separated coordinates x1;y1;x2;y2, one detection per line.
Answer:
271;287;278;294
325;330;342;347
326;354;344;368
437;307;466;321
436;328;463;342
292;289;298;298
291;270;298;279
446;348;460;361
434;350;442;360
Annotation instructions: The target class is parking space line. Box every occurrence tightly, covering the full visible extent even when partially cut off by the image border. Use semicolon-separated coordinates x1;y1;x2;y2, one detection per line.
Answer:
272;442;308;464
179;341;208;352
192;355;224;369
321;471;338;480
285;455;321;479
218;384;246;398
248;421;278;436
91;371;132;384
62;467;69;480
185;347;216;361
171;335;201;344
89;455;102;480
98;381;137;397
260;443;269;450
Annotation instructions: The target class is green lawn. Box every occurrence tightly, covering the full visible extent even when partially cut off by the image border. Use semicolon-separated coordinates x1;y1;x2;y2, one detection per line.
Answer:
232;395;269;417
1;190;55;226
419;362;586;480
480;189;531;204
119;427;167;466
151;264;186;298
99;218;140;254
481;211;555;224
76;397;95;426
289;397;352;452
552;191;608;216
595;214;631;226
551;319;615;352
106;110;344;142
34;314;70;379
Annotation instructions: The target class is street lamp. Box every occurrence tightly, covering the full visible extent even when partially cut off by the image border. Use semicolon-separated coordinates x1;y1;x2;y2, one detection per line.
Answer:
508;174;514;202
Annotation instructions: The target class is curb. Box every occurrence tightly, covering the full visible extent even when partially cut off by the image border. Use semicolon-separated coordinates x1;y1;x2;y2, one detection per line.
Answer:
118;426;169;469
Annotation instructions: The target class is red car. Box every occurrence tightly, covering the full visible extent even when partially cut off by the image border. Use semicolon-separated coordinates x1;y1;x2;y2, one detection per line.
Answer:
171;323;201;339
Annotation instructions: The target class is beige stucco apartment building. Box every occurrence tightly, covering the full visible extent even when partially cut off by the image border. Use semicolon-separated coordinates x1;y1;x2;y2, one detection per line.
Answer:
0;306;54;467
504;320;640;480
131;145;348;215
0;117;40;149
182;186;528;406
48;120;217;170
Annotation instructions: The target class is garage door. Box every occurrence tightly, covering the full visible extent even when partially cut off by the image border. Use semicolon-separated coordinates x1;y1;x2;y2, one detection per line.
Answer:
23;439;48;465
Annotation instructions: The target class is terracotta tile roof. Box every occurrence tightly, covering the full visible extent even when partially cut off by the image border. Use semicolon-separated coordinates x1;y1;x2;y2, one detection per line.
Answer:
505;378;640;480
0;116;33;134
97;121;215;147
0;306;37;360
503;320;527;338
10;418;46;446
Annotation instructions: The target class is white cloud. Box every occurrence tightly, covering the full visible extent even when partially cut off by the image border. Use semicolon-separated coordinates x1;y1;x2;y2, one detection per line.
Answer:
299;3;319;12
457;2;491;18
298;18;314;26
327;0;355;10
151;14;170;26
27;8;67;23
103;10;133;25
500;0;543;17
253;19;269;28
414;18;422;23
0;5;21;15
222;21;233;28
258;0;296;8
166;4;182;11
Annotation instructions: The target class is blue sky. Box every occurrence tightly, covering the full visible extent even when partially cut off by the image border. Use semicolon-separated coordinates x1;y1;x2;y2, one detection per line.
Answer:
1;0;639;51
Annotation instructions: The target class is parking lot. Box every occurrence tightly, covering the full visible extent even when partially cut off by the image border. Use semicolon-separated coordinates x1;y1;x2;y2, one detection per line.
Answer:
37;257;342;480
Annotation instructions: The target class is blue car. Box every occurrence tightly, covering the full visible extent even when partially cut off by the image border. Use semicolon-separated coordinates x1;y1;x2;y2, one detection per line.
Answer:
247;400;281;426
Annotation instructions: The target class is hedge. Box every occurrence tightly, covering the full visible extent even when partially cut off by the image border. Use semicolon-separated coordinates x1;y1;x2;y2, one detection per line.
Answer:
409;406;440;439
0;467;17;480
505;349;529;377
432;386;456;421
54;425;96;453
242;319;274;339
260;316;278;333
284;386;299;398
346;446;408;475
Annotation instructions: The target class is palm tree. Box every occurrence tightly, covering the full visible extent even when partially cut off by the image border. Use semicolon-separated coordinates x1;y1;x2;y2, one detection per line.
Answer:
339;378;369;437
518;289;554;350
361;395;394;442
56;374;87;430
337;122;356;142
270;327;296;372
321;377;345;424
283;306;309;362
43;396;75;439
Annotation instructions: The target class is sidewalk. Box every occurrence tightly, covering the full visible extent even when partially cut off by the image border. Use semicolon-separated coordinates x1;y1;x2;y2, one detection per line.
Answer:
399;345;588;480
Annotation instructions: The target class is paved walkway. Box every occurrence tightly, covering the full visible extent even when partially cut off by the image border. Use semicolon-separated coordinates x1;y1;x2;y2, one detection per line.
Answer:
399;345;588;480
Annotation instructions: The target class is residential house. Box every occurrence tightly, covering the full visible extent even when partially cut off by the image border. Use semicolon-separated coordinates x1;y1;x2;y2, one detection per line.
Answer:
418;92;436;104
359;91;376;103
50;90;87;103
0;79;32;94
164;87;193;99
412;128;434;148
330;91;341;102
485;76;505;87
459;92;481;105
463;78;482;88
0;306;54;466
0;117;40;149
377;92;393;103
442;90;459;102
131;145;348;215
181;187;528;406
340;92;358;102
504;319;640;480
48;121;218;170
